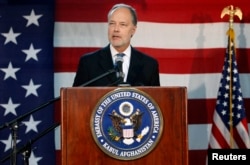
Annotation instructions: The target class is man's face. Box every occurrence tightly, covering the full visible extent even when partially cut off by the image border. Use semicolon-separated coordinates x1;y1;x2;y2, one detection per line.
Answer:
108;7;137;52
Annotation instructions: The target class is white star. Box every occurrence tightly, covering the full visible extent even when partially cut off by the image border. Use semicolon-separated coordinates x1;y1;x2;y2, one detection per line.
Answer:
0;62;20;80
0;97;20;116
23;9;43;27
221;110;227;115
29;151;42;165
21;79;41;97
237;95;243;102
1;27;21;44
22;115;41;133
22;43;42;61
0;134;21;152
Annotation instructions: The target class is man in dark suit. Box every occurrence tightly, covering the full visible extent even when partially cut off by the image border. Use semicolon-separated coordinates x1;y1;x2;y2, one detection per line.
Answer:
73;3;160;87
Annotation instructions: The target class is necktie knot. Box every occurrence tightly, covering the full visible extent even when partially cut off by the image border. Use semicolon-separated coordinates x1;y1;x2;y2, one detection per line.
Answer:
116;53;125;58
117;53;124;57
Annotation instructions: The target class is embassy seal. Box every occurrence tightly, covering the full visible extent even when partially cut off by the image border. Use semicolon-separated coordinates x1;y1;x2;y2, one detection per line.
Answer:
90;88;163;160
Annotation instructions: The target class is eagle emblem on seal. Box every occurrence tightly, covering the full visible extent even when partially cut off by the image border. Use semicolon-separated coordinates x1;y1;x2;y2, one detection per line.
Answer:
108;101;149;145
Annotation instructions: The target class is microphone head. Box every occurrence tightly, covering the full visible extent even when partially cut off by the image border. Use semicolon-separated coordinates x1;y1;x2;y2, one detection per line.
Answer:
114;55;124;79
114;55;123;72
115;55;124;63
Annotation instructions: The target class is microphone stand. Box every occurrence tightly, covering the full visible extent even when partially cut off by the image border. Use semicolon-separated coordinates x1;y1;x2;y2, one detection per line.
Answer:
10;122;18;165
0;98;59;165
0;68;117;131
79;69;116;87
1;123;60;165
0;68;117;165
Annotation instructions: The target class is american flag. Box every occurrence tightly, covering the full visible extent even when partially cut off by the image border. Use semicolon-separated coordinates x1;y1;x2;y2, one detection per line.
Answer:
209;29;250;149
0;2;56;165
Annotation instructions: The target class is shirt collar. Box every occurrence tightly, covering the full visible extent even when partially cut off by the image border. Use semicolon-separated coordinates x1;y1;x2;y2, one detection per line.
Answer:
110;45;131;58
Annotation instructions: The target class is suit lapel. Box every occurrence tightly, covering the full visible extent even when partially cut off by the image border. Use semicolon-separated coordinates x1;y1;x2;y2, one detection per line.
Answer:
98;47;113;70
98;46;118;84
127;48;143;83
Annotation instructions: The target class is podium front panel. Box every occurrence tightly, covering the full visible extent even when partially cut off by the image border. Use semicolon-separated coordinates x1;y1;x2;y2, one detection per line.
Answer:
60;87;188;165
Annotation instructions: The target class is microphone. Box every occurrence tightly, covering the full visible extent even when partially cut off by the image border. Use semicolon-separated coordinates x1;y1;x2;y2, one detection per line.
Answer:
115;54;124;79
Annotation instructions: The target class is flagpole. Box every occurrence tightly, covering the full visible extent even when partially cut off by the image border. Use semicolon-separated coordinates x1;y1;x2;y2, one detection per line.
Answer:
221;5;242;148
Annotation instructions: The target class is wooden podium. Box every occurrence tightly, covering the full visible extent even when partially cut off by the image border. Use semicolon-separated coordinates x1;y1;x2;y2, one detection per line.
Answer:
60;87;188;165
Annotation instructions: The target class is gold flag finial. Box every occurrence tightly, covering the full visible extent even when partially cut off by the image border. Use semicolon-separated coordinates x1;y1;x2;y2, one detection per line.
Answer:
221;5;242;41
221;5;242;29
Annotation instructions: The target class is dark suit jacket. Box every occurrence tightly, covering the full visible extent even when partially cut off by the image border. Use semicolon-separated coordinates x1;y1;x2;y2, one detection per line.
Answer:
73;45;160;87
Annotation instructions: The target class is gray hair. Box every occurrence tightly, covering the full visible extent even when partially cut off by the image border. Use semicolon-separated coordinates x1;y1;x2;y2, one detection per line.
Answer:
107;3;137;26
